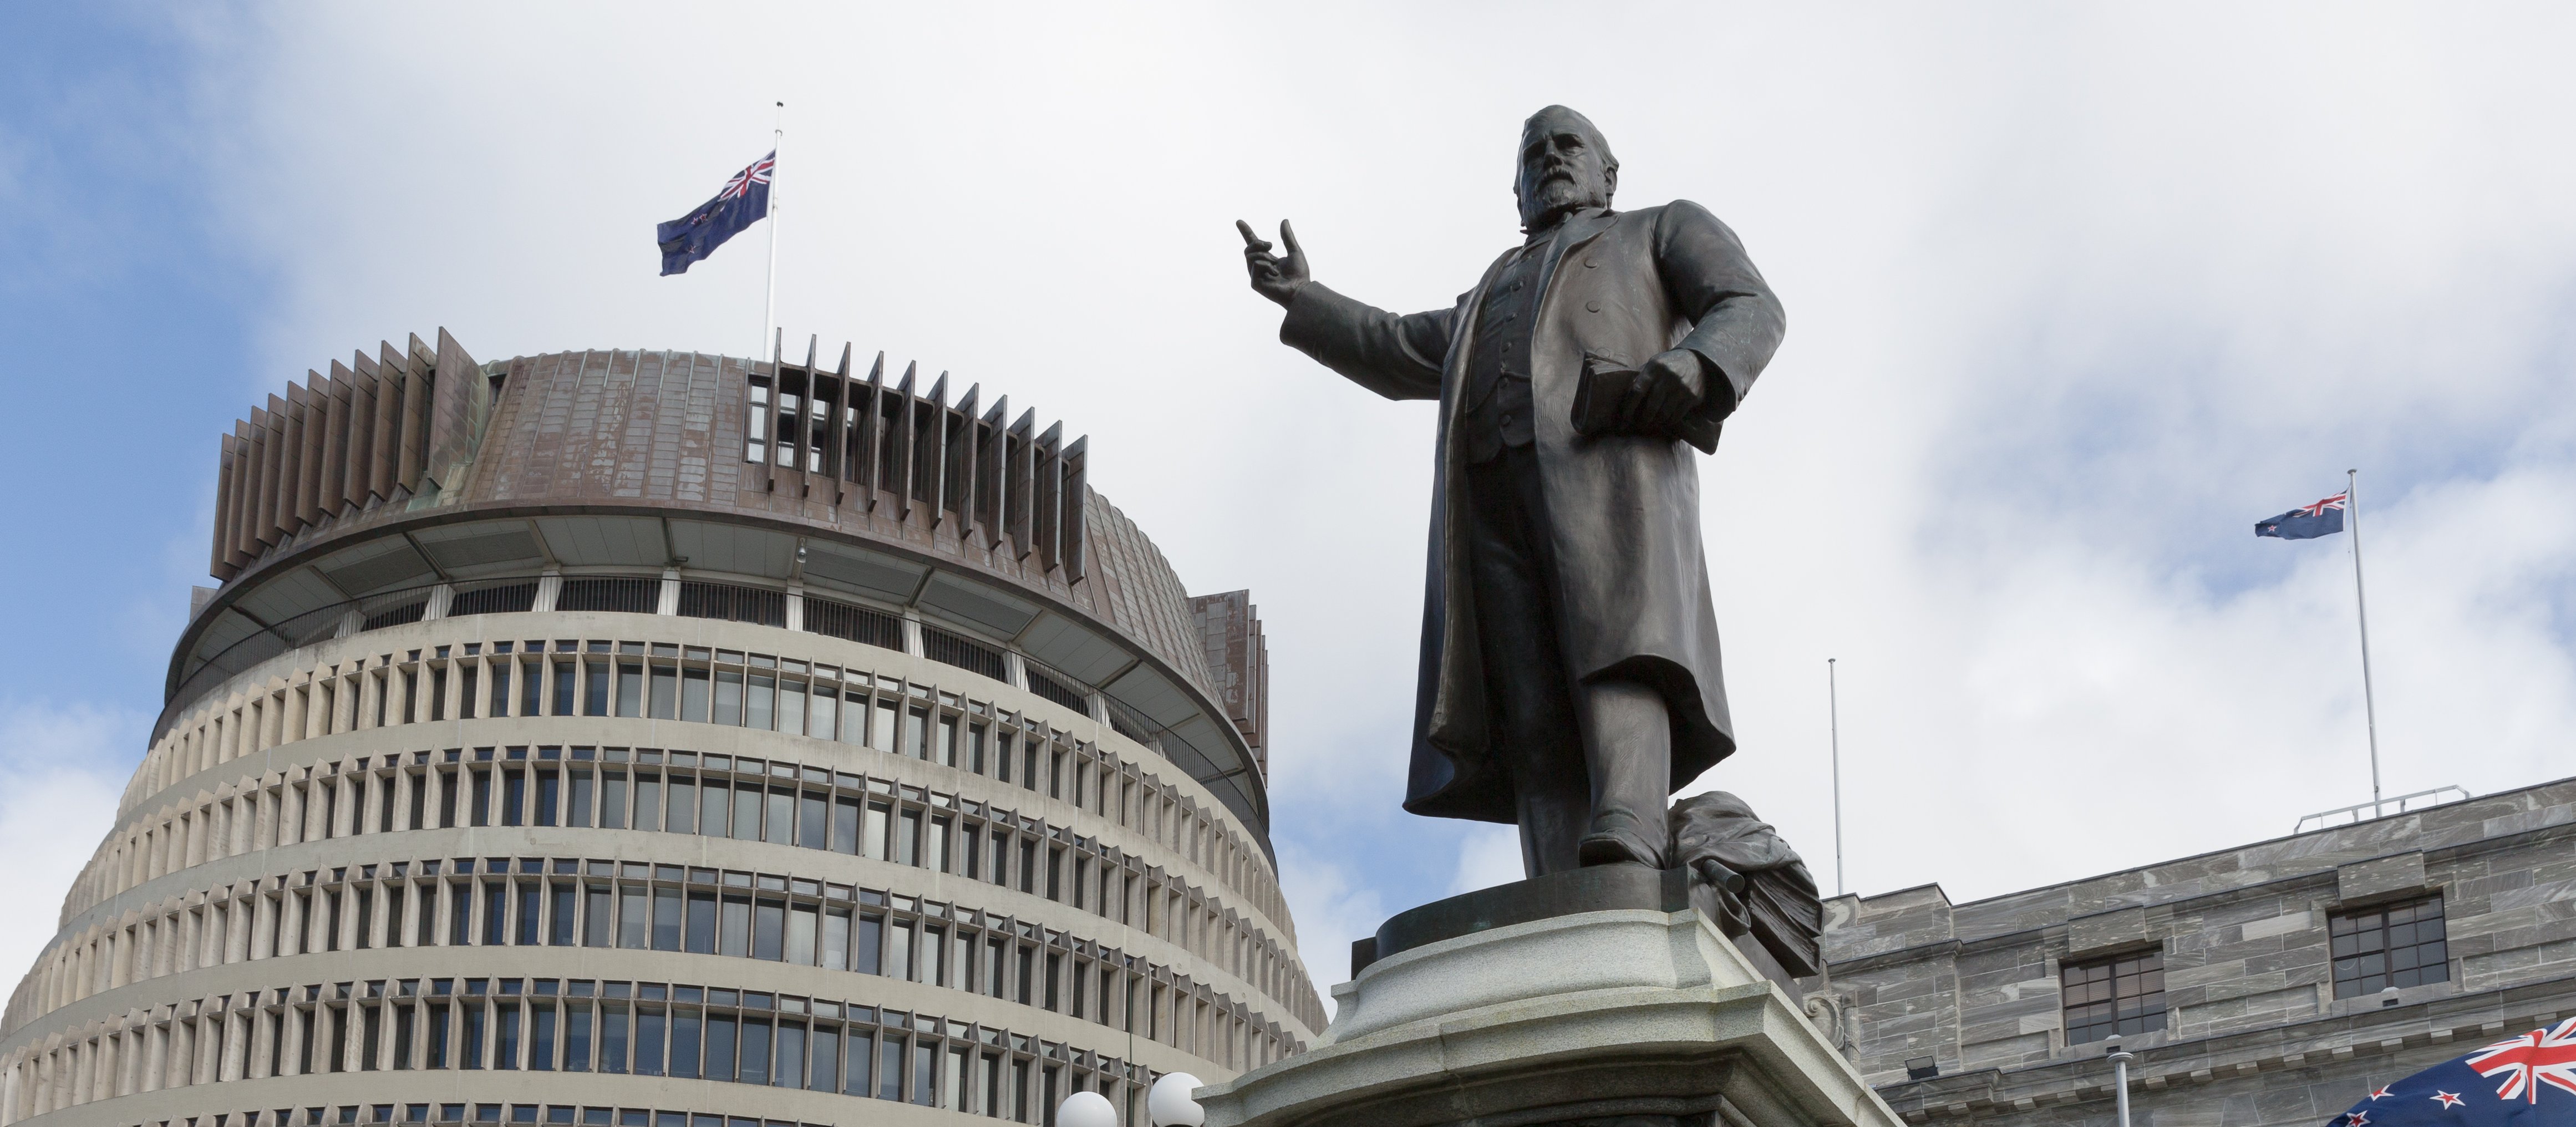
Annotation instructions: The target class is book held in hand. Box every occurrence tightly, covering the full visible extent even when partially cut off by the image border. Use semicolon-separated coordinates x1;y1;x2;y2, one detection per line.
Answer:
1568;353;1723;453
1569;354;1647;439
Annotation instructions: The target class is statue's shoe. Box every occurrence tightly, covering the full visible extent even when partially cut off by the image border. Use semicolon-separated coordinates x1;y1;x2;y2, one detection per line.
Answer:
1577;812;1667;868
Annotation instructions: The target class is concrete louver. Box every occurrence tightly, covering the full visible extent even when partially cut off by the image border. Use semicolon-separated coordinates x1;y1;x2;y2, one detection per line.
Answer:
206;329;479;582
755;337;1088;585
207;331;1094;601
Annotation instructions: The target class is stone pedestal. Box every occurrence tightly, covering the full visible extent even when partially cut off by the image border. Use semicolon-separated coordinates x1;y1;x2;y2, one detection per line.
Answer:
1198;870;1902;1127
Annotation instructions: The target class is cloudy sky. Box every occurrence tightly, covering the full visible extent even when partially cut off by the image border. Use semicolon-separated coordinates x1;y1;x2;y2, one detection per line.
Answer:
6;3;2575;993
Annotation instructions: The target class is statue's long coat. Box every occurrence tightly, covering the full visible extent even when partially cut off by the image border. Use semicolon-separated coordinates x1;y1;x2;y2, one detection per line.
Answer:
1281;201;1785;823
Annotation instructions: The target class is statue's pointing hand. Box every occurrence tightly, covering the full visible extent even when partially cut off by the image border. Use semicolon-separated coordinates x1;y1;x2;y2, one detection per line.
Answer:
1237;219;1310;308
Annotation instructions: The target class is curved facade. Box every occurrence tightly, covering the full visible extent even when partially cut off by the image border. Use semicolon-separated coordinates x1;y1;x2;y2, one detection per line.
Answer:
1;333;1324;1127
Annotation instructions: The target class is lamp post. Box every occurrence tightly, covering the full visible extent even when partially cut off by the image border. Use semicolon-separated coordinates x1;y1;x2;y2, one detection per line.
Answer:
2106;1034;2135;1127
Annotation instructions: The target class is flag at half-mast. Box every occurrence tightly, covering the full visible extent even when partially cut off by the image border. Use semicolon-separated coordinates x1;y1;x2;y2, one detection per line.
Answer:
2256;490;2348;541
656;150;773;276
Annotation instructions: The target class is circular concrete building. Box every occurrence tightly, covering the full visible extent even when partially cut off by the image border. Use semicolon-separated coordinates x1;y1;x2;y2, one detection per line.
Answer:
0;332;1324;1127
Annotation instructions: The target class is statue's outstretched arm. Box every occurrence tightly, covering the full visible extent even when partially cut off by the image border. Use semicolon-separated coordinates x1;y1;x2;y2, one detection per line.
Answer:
1239;219;1450;402
1279;283;1451;402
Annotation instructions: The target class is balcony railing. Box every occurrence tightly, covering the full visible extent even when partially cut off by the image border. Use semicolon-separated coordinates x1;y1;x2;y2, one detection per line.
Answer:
2295;785;2471;833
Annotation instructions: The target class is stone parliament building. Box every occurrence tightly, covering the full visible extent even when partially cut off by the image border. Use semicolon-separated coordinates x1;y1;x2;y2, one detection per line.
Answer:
1815;775;2576;1127
0;331;1324;1127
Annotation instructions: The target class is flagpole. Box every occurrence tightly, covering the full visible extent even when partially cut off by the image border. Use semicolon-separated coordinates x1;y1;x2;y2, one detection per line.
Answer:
761;100;784;368
2348;468;2383;813
1829;657;1844;898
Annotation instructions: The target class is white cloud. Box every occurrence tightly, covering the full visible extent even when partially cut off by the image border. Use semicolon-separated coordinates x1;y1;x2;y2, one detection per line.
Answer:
1449;824;1523;897
1272;840;1383;1002
52;2;2573;968
0;702;141;992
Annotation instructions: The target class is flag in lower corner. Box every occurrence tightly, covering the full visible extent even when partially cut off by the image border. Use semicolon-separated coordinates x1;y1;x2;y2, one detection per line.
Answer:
2257;490;2348;540
2321;1016;2576;1127
656;150;774;276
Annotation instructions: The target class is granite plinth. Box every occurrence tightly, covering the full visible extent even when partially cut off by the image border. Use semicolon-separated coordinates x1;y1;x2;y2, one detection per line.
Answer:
1198;900;1903;1127
1356;863;1690;976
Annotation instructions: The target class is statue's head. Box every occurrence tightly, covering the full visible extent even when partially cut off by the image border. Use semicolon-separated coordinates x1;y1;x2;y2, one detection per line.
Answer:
1515;105;1618;231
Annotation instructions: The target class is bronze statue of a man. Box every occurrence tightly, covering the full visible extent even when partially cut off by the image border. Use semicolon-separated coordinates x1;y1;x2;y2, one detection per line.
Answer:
1240;105;1785;877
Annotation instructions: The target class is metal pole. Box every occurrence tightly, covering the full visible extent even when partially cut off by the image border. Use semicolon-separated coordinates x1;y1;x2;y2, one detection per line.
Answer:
2107;1035;2134;1127
1128;976;1137;1123
1829;657;1844;897
2348;469;2382;813
761;100;784;367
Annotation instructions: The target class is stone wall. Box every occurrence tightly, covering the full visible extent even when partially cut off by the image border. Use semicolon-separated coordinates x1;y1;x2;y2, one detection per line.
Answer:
1812;776;2576;1127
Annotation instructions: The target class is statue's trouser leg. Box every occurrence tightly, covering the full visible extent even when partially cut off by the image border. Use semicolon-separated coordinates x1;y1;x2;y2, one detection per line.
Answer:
1466;447;1587;878
1573;678;1673;868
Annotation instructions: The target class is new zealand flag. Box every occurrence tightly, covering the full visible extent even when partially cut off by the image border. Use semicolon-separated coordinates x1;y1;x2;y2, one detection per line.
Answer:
2257;490;2348;540
2322;1017;2576;1127
656;151;773;276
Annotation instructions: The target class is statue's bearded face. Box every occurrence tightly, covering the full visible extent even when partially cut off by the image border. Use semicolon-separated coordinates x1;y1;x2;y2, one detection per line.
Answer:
1515;113;1617;230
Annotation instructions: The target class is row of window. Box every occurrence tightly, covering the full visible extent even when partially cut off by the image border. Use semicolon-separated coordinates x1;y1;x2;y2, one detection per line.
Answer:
28;851;1286;1076
48;747;1305;1034
135;634;1281;941
204;977;1105;1101
10;973;1159;1127
159;1107;825;1127
2054;894;2450;1045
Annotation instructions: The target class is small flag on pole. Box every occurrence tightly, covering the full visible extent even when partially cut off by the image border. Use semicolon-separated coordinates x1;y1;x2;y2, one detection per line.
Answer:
2319;1016;2576;1126
2256;491;2348;540
656;151;774;276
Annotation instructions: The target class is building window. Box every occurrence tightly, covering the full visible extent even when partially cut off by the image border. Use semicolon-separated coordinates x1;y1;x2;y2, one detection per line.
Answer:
2061;950;2165;1044
2331;894;2448;998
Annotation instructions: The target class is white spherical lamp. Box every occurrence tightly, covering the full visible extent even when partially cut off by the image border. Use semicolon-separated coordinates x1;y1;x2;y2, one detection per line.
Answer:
1148;1072;1207;1127
1058;1090;1119;1127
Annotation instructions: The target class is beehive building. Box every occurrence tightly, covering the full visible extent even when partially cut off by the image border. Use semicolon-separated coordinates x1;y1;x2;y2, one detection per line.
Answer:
0;331;1323;1127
